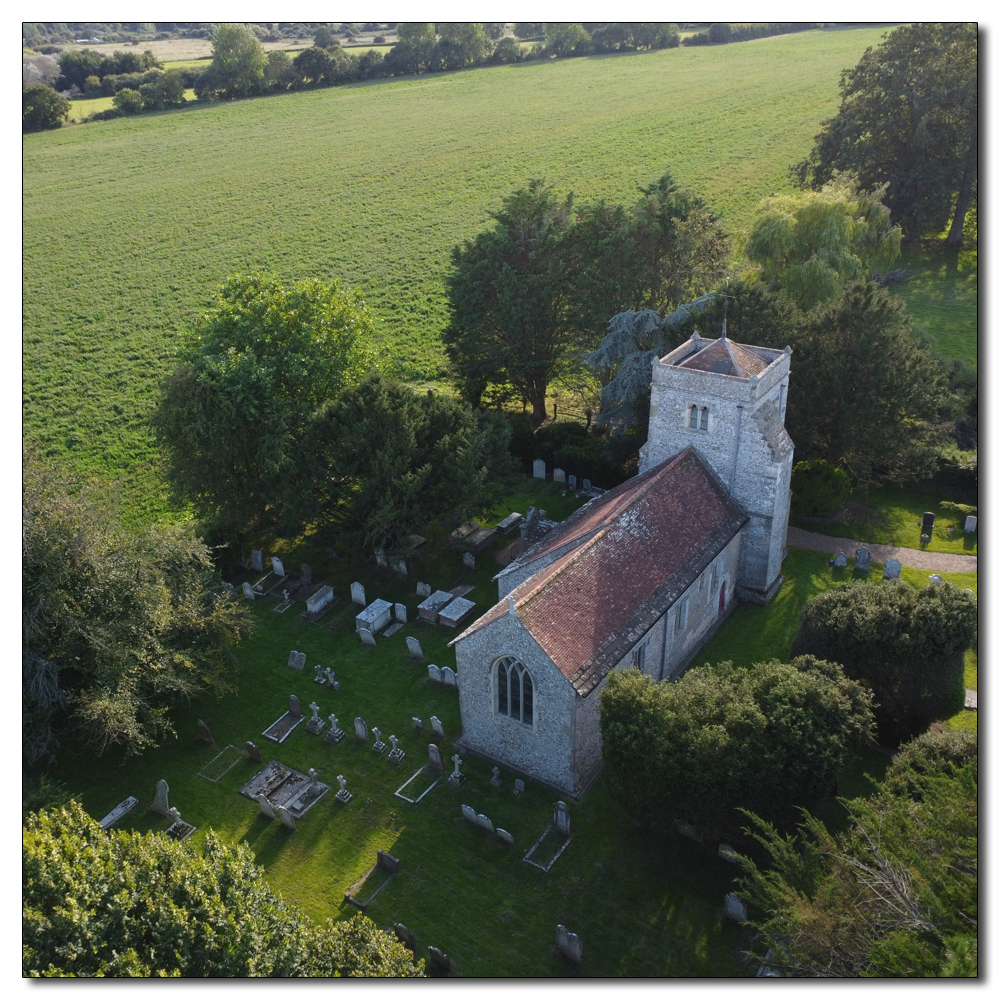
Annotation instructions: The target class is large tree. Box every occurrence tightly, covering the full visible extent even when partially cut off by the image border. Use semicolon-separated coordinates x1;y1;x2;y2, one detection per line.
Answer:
210;22;268;99
154;272;376;539
793;23;978;245
23;803;424;977
22;85;69;132
22;457;254;763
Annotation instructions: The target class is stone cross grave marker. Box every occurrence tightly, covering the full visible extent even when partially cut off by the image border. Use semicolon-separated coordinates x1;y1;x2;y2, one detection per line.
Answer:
351;581;366;606
354;717;368;742
533;459;546;479
394;603;407;624
288;650;306;671
463;551;475;569
276;805;296;831
430;715;445;737
491;766;502;787
197;719;213;743
883;559;902;580
372;727;387;753
326;714;345;744
556;924;583;964
288;695;301;717
388;735;405;763
152;779;170;816
855;547;871;572
582;478;591;492
245;741;263;763
428;664;442;683
966;515;978;533
359;627;376;647
324;667;338;689
257;794;274;819
553;800;571;836
272;556;285;577
307;702;326;734
300;563;312;584
416;581;432;597
449;754;464;785
314;664;325;684
406;636;423;659
514;778;525;795
428;743;444;770
496;828;514;846
553;468;565;484
724;892;748;922
441;666;457;687
568;475;577;489
335;774;353;803
242;582;255;601
929;573;943;585
251;549;263;572
833;551;847;568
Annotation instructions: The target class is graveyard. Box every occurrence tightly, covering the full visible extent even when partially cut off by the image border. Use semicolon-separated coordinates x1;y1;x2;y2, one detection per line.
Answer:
41;470;978;977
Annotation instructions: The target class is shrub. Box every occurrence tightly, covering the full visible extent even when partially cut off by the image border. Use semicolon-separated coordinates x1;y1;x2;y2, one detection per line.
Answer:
791;459;851;516
112;87;144;115
22;85;69;132
940;500;977;528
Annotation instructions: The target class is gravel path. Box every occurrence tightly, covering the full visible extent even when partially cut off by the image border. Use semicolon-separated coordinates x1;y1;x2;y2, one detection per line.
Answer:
787;527;978;574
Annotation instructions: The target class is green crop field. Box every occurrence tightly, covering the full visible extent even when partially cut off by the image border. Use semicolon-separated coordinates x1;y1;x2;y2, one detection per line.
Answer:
25;26;972;527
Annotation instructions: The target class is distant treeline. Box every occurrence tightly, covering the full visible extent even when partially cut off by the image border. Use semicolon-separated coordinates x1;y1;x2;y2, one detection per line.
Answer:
23;22;395;46
683;23;818;46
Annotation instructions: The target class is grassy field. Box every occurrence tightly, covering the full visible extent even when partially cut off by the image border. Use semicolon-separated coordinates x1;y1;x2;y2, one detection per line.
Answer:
24;27;896;524
68;89;198;119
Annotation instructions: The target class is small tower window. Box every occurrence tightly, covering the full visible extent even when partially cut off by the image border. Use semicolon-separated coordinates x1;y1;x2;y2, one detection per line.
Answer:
699;407;709;430
689;404;698;428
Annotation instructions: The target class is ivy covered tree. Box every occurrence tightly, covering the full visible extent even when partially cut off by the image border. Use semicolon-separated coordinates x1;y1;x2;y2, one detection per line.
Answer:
23;803;424;977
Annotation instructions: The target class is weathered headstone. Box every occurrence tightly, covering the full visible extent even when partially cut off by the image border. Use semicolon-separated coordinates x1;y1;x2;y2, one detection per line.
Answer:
257;794;274;819
394;923;416;954
288;650;306;671
276;805;296;831
461;803;478;823
724;892;748;922
406;636;423;659
428;743;444;770
922;511;936;532
416;581;432;598
855;547;871;572
553;467;566;484
582;478;591;492
242;582;256;601
324;666;339;690
300;563;312;584
496;828;514;846
394;602;408;623
430;715;445;738
335;774;353;803
428;663;442;683
372;727;387;754
556;924;583;964
449;753;465;786
288;695;302;718
314;664;325;684
965;515;978;533
197;719;213;743
359;627;376;647
833;551;847;568
427;946;451;974
513;778;525;796
883;559;902;580
462;551;475;569
222;581;236;597
251;549;263;572
152;779;170;816
271;556;286;577
533;458;546;479
568;475;577;489
306;586;334;614
929;573;943;585
351;581;366;606
477;813;495;833
306;702;326;734
388;734;405;763
490;766;502;787
392;559;407;576
245;741;263;762
412;716;423;734
553;800;571;836
441;666;457;687
375;548;387;567
354;717;368;742
326;714;345;743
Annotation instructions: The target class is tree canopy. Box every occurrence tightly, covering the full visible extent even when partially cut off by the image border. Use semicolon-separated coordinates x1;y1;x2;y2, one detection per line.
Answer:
22;85;69;132
210;22;268;98
23;802;424;977
793;23;978;245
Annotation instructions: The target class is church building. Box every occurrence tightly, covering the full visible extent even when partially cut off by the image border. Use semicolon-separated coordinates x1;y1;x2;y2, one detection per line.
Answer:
451;328;795;798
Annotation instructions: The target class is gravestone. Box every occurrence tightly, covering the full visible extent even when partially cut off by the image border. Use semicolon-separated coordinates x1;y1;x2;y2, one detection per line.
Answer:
922;511;935;532
335;774;353;803
724;892;748;922
359;628;376;647
568;475;577;489
351;581;366;606
412;716;423;734
314;664;325;684
718;843;738;863
375;548;387;567
441;666;457;687
354;717;368;742
394;603;408;624
372;727;387;754
324;667;339;690
326;714;345;743
427;946;451;974
251;549;263;572
462;551;475;569
388;734;405;763
356;598;392;633
449;754;465;786
496;828;514;846
272;556;286;577
477;813;495;833
152;779;170;816
430;716;445;738
393;560;408;576
965;515;978;533
553;800;571;836
532;458;546;479
257;794;274;819
427;743;444;770
553;467;566;484
416;581;432;598
929;573;943;585
833;551;847;568
306;702;327;734
428;664;442;683
197;719;213;743
491;766;502;787
461;803;477;823
556;924;583;964
582;478;591;492
513;779;525;796
306;586;334;614
288;650;306;671
242;582;255;601
288;695;302;718
276;805;296;831
300;563;312;584
245;741;263;763
855;547;871;572
222;581;236;597
406;636;423;659
394;923;416;954
883;559;902;580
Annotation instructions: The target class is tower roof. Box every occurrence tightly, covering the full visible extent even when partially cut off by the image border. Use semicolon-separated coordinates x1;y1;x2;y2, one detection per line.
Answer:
674;336;772;378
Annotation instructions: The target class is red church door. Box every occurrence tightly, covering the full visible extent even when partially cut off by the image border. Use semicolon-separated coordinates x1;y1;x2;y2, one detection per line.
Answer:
718;582;725;615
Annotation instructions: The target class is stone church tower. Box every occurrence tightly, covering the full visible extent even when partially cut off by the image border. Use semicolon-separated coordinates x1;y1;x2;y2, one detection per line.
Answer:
639;325;794;603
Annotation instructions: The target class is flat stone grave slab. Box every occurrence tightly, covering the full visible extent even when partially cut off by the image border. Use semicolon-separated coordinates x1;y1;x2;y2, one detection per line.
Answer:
438;596;476;628
300;585;340;622
465;525;496;555
383;622;404;638
197;744;243;783
356;598;393;634
394;765;440;805
239;761;329;818
99;796;138;830
447;584;475;599
495;511;524;535
417;590;454;623
448;522;479;549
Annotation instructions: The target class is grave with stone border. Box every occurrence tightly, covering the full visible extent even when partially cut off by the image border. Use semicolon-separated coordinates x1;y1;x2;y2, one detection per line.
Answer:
239;760;329;819
344;849;401;910
438;597;476;628
197;744;243;783
262;695;305;743
523;800;574;871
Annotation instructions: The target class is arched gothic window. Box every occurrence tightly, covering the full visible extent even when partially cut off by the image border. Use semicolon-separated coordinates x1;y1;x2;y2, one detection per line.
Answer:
689;404;699;427
699;406;709;430
495;656;533;726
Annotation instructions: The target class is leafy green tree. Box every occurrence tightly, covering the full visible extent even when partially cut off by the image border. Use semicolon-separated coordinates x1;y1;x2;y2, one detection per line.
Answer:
433;22;490;70
482;22;506;40
600;658;874;840
791;579;976;745
294;45;333;85
738;729;977;977
385;22;436;75
23;803;425;977
55;47;103;89
744;175;901;311
790;459;850;516
154;273;376;539
314;25;336;48
793;23;977;245
111;86;144;114
22;457;254;762
264;49;296;90
22;85;69;132
544;22;591;57
490;36;523;64
514;23;543;39
210;22;267;98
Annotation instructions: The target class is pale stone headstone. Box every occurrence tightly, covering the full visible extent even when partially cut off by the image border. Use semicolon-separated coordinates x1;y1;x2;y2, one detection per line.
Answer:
324;666;338;689
553;800;571;836
441;666;457;687
307;586;334;614
430;715;445;738
335;774;352;803
491;766;502;787
406;636;423;659
965;689;977;710
328;713;339;733
393;560;407;576
568;475;577;489
359;627;376;646
833;551;847;568
197;719;213;743
463;551;475;569
351;581;366;606
309;701;321;721
388;734;405;763
855;547;871;572
251;549;263;572
288;695;302;717
582;478;591;492
245;741;263;762
394;603;408;623
461;803;478;823
372;727;387;753
428;743;444;770
496;827;514;846
258;794;274;819
553;467;566;484
449;754;464;785
242;582;255;601
271;556;286;577
929;573;943;585
288;650;306;671
965;515;978;533
556;924;583;964
314;664;325;683
412;716;423;733
300;563;312;584
152;779;170;816
533;459;546;479
354;717;368;741
724;892;748;922
883;559;902;580
276;805;296;831
514;778;525;796
427;664;442;683
477;813;495;833
416;581;432;598
375;548;387;567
